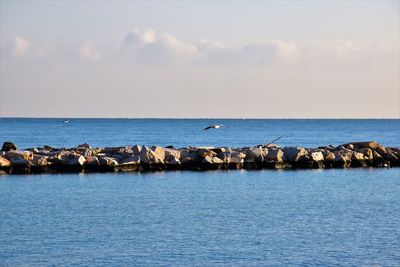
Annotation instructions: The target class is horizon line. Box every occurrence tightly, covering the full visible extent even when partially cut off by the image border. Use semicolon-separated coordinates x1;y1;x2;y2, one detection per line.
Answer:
0;117;399;120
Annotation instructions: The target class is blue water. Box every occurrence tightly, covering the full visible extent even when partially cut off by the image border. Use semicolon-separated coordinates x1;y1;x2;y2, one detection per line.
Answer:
0;118;399;148
0;119;399;266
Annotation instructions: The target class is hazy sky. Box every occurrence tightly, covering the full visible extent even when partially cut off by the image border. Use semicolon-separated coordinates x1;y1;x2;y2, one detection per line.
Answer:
0;0;399;118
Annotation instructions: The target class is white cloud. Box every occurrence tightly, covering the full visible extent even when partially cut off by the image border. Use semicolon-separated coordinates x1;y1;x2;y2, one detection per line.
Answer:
1;29;395;70
121;28;198;65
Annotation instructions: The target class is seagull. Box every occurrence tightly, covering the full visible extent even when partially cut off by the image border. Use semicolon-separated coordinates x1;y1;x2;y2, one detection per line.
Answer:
203;124;224;130
63;119;70;123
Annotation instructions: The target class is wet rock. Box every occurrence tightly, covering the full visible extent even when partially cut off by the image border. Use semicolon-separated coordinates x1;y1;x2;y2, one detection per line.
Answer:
1;142;18;152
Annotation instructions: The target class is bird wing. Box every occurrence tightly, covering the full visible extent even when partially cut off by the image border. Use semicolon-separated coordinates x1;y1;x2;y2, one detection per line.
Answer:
203;126;212;130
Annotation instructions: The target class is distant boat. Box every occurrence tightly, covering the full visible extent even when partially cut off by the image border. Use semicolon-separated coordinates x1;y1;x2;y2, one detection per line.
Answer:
203;124;224;130
63;119;70;123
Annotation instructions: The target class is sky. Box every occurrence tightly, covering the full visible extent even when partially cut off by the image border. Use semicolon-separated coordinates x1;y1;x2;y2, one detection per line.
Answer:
0;0;399;118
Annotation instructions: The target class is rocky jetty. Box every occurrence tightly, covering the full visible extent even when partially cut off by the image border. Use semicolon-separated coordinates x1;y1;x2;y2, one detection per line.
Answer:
0;141;399;174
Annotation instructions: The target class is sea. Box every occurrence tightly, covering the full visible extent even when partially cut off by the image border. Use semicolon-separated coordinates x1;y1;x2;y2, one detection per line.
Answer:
0;119;399;266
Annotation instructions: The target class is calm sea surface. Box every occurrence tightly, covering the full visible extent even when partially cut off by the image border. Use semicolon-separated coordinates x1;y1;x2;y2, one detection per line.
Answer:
0;119;399;266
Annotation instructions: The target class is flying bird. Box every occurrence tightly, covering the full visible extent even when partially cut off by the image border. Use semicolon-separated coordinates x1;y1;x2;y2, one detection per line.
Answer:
203;124;224;130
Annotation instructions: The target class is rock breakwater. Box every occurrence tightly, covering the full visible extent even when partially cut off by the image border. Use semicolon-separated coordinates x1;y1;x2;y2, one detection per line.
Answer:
0;141;399;174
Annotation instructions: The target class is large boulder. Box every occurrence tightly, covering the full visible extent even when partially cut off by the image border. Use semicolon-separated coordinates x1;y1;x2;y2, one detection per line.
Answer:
321;150;335;161
151;146;166;161
283;147;308;162
265;148;284;162
245;147;265;162
351;151;368;167
1;142;18;152
32;155;48;166
355;148;373;161
201;156;224;169
164;148;181;165
139;146;164;164
196;148;217;158
85;156;100;166
333;148;353;167
179;149;200;164
310;151;324;164
65;155;86;166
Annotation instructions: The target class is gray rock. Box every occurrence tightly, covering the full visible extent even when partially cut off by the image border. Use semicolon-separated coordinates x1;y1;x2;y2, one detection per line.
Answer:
245;147;265;162
265;148;284;162
139;146;164;164
283;147;308;162
179;149;200;164
164;148;181;165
